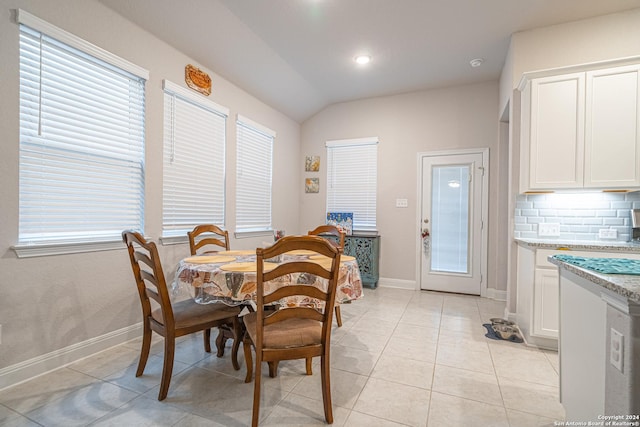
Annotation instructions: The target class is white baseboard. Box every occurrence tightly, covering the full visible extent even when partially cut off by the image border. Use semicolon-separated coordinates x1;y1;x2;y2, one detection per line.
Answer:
485;288;507;301
377;277;417;290
376;279;509;301
0;323;142;391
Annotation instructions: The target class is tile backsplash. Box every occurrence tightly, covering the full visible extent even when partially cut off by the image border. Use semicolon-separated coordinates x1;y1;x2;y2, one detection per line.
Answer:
514;192;640;241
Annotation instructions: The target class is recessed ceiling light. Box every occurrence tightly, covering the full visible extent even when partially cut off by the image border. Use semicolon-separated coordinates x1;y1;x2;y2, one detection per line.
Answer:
469;58;484;68
354;55;371;65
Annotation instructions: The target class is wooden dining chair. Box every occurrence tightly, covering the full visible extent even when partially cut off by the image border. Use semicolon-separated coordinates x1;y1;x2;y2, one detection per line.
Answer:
243;235;342;426
188;224;230;255
122;230;242;401
308;224;346;327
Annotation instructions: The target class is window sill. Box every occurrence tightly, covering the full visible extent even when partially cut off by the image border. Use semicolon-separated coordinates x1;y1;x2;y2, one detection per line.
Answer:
12;239;124;258
159;235;189;245
234;229;273;239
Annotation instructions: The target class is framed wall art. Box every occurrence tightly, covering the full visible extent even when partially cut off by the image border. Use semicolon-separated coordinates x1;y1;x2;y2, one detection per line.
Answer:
305;155;320;172
305;177;319;193
185;64;211;96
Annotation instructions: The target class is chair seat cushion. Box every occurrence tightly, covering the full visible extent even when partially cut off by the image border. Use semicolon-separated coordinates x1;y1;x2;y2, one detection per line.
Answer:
151;299;240;330
244;312;322;349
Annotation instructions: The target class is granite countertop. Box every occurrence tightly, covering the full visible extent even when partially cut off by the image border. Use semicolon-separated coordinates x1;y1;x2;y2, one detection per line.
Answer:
548;256;640;304
515;238;640;253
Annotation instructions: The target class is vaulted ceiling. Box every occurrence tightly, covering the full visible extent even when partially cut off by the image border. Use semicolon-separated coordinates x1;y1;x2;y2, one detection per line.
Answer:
99;0;640;122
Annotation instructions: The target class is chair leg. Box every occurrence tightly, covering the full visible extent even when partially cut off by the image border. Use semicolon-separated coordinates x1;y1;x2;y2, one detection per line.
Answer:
334;305;343;327
204;328;212;353
251;351;262;427
320;354;334;424
305;357;313;375
136;320;152;377
243;334;253;383
231;318;242;371
158;335;176;401
215;327;225;356
268;361;279;378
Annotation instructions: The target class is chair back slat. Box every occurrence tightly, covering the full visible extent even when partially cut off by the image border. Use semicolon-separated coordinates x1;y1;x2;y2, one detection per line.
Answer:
263;306;325;326
188;224;230;255
134;252;154;270
263;284;328;305
263;261;333;282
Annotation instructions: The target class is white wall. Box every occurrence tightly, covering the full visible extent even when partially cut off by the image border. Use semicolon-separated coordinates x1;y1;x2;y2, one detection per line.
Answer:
0;0;300;373
501;8;640;105
300;82;499;289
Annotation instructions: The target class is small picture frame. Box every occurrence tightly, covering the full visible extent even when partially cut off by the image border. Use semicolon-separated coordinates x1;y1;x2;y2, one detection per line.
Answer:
305;155;320;172
305;177;319;193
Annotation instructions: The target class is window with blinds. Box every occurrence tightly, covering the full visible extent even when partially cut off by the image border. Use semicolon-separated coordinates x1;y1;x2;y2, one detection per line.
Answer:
17;11;147;249
326;138;378;232
162;80;228;238
235;115;274;234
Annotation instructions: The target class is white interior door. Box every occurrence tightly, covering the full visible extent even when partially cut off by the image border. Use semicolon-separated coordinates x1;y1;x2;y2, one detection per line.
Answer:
420;151;486;295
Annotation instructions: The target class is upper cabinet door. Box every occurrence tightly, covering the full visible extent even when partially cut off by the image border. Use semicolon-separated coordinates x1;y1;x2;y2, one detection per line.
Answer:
584;65;640;188
528;73;585;190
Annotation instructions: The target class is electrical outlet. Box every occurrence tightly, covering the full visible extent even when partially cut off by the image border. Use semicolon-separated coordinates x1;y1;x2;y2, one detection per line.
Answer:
599;229;618;239
538;223;560;237
395;198;408;208
610;328;624;372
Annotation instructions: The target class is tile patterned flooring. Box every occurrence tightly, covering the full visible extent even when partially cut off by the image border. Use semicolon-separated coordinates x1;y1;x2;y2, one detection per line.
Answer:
0;288;565;426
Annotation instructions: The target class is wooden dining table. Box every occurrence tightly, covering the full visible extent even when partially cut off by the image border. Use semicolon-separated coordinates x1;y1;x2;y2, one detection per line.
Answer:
172;249;364;308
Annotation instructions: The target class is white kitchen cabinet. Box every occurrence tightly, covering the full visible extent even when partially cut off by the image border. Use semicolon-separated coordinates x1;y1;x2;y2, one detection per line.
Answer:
526;73;585;190
584;65;640;188
531;249;563;340
533;266;559;338
516;243;640;349
520;64;640;192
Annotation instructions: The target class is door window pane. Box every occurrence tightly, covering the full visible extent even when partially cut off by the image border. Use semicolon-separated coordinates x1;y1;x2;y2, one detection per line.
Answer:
430;165;470;273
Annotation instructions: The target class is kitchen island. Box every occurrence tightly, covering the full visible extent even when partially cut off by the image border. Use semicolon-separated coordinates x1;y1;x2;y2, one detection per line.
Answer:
549;255;640;421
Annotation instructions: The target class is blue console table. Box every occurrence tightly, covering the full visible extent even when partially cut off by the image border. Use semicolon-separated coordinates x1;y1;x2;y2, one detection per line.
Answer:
344;235;380;289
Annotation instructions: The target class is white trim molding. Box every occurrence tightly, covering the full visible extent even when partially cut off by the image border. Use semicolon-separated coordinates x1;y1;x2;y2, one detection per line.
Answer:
485;288;508;301
12;240;124;258
236;114;276;138
377;277;416;290
0;323;142;391
17;9;149;80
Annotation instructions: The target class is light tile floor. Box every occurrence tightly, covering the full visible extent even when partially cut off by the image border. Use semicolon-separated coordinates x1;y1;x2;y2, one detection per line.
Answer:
0;288;565;426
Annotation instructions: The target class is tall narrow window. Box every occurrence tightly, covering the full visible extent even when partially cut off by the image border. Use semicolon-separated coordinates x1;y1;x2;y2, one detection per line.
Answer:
162;80;228;237
17;10;147;251
236;115;274;234
326;138;378;232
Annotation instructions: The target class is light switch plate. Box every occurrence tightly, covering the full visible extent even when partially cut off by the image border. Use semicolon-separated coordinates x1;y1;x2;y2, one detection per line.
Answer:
396;198;408;208
538;223;560;237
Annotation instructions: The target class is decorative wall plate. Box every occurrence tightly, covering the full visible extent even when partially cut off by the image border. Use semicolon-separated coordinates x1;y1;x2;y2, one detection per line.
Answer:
185;64;211;96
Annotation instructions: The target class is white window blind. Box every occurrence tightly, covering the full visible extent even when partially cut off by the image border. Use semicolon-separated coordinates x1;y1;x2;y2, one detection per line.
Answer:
162;80;228;237
326;138;378;232
18;16;146;246
236;115;274;233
